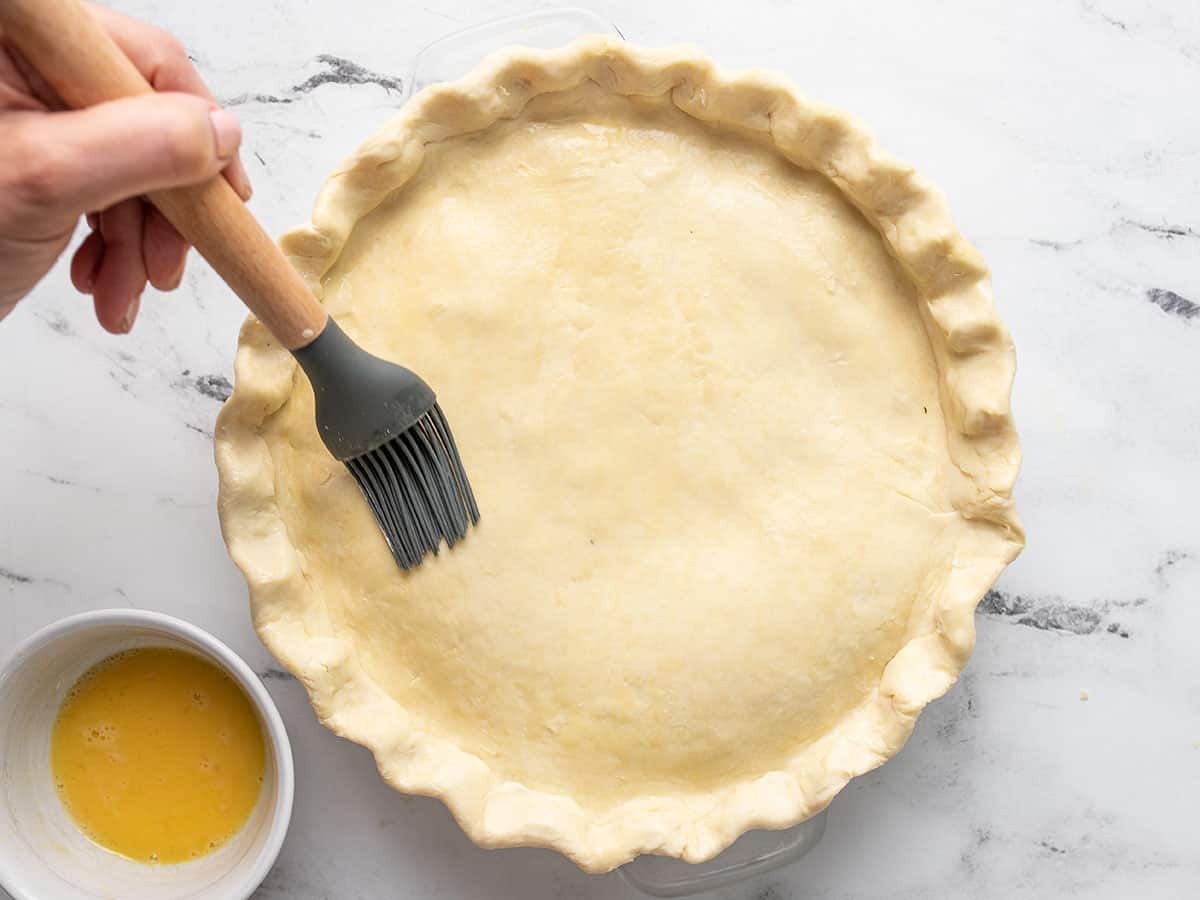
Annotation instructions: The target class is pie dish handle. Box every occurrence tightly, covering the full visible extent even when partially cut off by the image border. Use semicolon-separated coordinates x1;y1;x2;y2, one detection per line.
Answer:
618;810;829;897
404;7;625;100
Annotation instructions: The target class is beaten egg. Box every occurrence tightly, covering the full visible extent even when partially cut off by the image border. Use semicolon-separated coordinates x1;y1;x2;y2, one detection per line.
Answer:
50;647;265;864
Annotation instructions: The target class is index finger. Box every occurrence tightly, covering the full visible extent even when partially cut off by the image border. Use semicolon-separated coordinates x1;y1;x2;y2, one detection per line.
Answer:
84;3;213;97
83;2;252;200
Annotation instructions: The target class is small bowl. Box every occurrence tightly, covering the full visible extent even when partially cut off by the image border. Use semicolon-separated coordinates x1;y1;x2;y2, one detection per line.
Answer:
0;609;294;900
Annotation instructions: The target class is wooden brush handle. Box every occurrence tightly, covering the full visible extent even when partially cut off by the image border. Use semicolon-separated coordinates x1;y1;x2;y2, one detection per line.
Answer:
0;0;328;349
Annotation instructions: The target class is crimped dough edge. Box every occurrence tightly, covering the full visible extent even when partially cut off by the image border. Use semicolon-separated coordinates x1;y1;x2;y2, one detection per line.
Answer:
214;37;1023;872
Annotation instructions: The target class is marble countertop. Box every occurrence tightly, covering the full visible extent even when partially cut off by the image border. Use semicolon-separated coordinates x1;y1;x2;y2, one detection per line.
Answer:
3;0;1198;897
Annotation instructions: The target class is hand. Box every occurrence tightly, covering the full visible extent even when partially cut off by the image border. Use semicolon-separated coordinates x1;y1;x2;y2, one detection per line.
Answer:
0;3;251;333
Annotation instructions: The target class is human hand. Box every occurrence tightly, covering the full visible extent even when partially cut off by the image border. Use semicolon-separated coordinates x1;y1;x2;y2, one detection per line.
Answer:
0;2;251;333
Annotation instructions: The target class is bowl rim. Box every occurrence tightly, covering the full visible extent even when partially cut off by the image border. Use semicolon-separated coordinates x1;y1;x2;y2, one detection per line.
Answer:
0;608;295;900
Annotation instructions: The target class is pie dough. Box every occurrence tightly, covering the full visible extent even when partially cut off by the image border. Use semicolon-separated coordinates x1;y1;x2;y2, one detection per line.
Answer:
215;38;1023;872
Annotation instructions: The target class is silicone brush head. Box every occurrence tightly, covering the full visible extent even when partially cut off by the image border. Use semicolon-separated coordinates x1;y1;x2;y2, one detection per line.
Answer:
345;404;479;569
292;318;479;570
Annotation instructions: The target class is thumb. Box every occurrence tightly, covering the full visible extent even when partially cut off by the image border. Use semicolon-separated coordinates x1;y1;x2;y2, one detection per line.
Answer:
18;92;243;216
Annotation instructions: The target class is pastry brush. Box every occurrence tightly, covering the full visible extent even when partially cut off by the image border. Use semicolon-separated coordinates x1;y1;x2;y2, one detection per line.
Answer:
2;0;478;570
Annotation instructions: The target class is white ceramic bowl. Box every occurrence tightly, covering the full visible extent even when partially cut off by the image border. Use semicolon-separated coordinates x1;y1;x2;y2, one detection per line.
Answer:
0;609;294;900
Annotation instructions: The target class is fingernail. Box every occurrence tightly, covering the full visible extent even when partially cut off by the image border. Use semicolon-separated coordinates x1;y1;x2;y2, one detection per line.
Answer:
209;108;242;161
120;294;141;334
231;169;253;202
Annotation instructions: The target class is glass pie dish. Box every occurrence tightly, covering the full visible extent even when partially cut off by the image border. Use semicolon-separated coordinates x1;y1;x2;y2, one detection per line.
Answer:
214;4;1020;893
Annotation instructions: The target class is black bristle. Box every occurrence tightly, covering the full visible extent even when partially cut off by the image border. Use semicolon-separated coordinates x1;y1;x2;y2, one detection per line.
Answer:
346;403;479;570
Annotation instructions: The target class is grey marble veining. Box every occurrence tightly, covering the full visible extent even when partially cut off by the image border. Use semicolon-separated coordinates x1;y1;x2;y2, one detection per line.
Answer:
2;1;1198;898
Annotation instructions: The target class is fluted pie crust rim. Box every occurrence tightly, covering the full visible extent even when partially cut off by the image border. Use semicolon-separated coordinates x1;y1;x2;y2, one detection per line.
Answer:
214;38;1023;872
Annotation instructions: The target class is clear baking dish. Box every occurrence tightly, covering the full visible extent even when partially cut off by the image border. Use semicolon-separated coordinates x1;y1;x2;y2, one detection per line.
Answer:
402;10;830;896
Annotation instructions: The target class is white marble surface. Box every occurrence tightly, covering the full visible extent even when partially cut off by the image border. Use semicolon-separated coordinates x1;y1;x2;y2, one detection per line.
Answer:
3;0;1199;897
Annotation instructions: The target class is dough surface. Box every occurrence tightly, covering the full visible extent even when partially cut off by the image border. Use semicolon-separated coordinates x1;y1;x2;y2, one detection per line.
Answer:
216;39;1023;872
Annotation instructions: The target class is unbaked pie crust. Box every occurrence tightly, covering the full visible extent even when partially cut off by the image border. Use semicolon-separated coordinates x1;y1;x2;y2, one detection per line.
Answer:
215;38;1023;872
